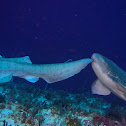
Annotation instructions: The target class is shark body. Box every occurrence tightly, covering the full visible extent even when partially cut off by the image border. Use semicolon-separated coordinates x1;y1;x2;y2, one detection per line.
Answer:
0;56;92;84
91;53;126;101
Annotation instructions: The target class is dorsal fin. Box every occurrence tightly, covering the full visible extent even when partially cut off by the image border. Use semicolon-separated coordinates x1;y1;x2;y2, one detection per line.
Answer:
13;56;32;64
22;56;32;64
0;56;32;64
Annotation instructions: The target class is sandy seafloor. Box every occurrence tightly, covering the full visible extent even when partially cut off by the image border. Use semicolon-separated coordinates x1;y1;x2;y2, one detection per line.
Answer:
0;81;126;126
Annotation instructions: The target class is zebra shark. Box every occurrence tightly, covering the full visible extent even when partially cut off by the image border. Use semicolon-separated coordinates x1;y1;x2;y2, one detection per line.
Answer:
0;55;92;84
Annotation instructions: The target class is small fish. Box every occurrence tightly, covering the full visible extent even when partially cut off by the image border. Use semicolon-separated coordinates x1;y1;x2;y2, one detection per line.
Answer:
91;53;126;101
0;55;92;84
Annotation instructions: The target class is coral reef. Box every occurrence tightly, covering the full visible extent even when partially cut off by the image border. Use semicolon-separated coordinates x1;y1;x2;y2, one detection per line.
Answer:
66;116;81;126
0;81;125;125
92;115;120;126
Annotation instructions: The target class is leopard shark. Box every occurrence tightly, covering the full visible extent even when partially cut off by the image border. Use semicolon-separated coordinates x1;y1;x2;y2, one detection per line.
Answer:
91;53;126;101
0;55;92;84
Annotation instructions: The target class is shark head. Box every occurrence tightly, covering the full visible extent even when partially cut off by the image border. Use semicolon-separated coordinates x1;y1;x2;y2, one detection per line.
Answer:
91;53;126;101
91;53;109;75
91;53;107;66
91;53;124;78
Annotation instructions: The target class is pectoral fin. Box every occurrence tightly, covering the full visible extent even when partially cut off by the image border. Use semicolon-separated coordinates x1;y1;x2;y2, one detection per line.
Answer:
24;76;39;83
112;84;126;101
91;79;111;95
0;74;13;83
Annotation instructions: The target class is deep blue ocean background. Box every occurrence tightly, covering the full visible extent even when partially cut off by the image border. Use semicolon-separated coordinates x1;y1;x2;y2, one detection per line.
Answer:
0;1;126;105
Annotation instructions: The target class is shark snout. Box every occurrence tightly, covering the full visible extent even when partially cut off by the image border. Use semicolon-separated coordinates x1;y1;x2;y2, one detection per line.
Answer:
91;53;98;63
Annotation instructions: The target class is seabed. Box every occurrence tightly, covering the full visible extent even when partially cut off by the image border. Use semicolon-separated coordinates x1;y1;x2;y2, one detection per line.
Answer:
0;81;126;126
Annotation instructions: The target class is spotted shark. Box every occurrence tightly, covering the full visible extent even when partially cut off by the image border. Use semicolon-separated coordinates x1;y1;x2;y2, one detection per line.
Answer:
91;53;126;101
0;55;92;84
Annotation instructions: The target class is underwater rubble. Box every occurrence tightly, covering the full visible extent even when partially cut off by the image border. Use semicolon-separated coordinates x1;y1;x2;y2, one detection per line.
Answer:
0;81;126;126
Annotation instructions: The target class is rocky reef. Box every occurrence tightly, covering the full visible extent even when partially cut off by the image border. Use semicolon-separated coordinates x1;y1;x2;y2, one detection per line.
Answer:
0;81;125;126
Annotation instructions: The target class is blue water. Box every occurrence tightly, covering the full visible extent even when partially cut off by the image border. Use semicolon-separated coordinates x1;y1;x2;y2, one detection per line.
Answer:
0;0;126;118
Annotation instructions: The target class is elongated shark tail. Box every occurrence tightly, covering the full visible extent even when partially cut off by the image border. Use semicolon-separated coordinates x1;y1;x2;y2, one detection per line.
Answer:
45;58;73;90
